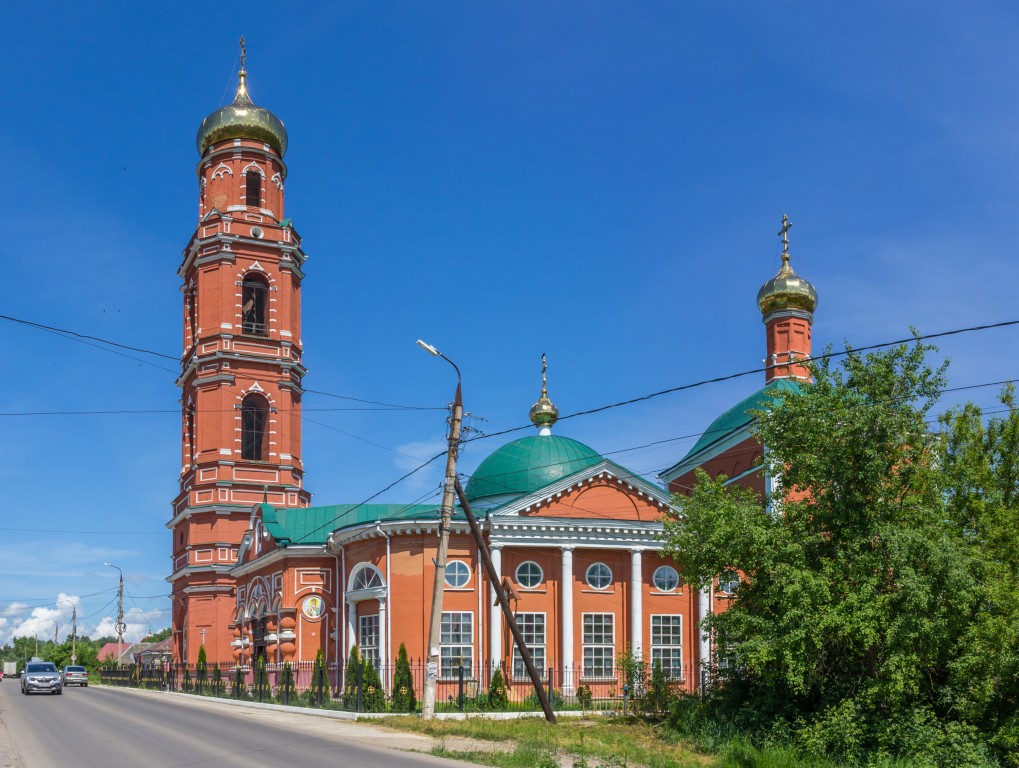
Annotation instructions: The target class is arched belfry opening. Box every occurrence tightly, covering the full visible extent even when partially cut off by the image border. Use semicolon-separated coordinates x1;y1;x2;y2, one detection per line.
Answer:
241;274;269;336
245;170;262;208
241;394;269;461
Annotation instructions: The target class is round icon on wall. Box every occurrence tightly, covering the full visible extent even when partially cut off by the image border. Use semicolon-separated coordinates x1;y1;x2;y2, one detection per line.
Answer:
302;595;324;620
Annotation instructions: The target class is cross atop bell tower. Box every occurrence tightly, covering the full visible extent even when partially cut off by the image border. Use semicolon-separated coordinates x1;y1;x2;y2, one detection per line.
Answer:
170;48;311;667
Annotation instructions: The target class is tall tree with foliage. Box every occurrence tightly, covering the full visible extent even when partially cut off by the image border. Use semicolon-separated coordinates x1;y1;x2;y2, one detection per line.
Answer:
939;386;1019;764
663;341;1008;765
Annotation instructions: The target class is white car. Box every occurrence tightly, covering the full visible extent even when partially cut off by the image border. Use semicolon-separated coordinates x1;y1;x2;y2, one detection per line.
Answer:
21;662;62;695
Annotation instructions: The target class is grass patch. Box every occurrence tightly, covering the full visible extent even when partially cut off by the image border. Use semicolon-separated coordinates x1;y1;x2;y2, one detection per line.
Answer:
386;714;714;767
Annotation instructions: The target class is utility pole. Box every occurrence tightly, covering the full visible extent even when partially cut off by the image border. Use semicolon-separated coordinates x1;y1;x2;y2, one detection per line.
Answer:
417;340;463;720
454;478;556;723
71;605;77;664
106;563;126;666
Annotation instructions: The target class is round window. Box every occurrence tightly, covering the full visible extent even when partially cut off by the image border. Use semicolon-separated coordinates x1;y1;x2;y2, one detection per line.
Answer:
653;565;680;592
586;562;612;590
445;560;471;588
718;570;740;595
515;560;543;589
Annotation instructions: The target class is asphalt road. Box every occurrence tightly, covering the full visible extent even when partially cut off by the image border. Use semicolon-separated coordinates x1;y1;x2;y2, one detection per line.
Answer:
0;680;481;768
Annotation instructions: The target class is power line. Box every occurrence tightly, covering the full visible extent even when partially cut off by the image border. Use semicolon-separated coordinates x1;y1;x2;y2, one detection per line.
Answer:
464;320;1019;445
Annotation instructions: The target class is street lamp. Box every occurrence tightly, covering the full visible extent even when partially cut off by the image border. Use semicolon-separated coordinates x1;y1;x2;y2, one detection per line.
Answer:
105;562;126;666
416;340;464;720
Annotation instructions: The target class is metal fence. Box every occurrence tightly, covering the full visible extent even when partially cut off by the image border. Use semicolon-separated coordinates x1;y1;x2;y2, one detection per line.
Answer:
99;659;696;714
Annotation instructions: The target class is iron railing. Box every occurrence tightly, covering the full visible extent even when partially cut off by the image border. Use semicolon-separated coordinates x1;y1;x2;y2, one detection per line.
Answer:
99;659;695;714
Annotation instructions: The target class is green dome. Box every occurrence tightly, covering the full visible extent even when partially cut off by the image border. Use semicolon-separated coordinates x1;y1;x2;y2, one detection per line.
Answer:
465;435;603;502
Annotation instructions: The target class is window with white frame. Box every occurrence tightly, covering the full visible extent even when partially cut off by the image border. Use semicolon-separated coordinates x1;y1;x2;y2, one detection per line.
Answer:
440;611;473;679
582;613;614;678
515;560;543;589
651;615;683;679
718;570;740;595
350;564;384;591
359;614;380;669
512;613;546;680
653;565;680;592
585;562;612;590
445;559;471;588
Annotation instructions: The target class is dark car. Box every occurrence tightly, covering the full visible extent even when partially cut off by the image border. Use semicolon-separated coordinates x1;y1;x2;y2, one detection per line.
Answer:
21;662;62;695
61;665;88;687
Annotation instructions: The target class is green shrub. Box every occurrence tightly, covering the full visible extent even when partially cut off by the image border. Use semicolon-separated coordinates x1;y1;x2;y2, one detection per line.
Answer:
391;643;416;712
487;667;508;709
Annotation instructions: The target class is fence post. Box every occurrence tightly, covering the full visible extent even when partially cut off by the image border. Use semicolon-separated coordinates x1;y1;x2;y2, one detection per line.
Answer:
457;663;465;711
356;660;364;713
547;667;554;710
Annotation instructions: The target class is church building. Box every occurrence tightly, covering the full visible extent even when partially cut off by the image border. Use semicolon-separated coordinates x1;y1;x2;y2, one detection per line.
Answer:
169;50;818;699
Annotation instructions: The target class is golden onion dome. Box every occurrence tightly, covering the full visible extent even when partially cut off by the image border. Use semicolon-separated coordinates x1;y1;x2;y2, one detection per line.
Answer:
196;67;288;158
529;354;559;430
757;215;817;315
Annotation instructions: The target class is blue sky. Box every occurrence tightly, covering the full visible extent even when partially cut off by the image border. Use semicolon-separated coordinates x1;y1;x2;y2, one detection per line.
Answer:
2;2;1018;645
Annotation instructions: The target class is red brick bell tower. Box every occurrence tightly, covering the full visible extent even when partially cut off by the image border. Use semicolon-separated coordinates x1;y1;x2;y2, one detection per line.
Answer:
756;215;817;383
169;42;311;666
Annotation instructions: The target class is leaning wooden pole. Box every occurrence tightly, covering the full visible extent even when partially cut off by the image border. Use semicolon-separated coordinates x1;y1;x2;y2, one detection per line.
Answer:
454;477;557;724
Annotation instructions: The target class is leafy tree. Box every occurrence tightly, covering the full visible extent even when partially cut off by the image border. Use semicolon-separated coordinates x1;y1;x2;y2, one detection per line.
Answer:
663;341;1005;764
391;643;417;712
142;627;172;642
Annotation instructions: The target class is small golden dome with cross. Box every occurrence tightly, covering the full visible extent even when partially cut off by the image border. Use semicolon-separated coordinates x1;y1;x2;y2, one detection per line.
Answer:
196;38;288;158
757;214;818;315
529;354;559;431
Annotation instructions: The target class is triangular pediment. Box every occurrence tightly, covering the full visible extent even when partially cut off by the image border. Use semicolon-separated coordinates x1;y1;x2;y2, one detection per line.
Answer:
490;460;674;523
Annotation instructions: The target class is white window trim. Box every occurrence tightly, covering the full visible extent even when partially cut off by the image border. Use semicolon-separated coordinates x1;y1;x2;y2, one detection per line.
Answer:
650;613;684;681
439;610;474;681
444;559;472;589
511;611;547;681
581;611;615;681
585;562;612;590
515;560;544;589
652;565;681;593
359;613;380;669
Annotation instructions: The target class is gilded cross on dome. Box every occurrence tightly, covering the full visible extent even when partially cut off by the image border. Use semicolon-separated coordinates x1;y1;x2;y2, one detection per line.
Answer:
239;36;247;71
777;214;793;263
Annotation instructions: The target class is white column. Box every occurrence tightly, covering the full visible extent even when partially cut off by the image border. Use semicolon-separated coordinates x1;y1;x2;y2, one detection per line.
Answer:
346;600;357;656
378;597;388;685
560;546;575;694
630;549;643;658
699;585;711;690
489;545;503;671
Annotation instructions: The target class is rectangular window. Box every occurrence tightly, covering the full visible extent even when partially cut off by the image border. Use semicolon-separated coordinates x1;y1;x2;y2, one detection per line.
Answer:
582;613;614;678
440;611;473;679
512;613;546;680
359;614;380;670
650;615;683;680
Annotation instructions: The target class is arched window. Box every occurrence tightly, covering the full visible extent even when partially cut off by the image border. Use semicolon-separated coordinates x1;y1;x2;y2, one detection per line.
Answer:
241;395;269;461
245;171;261;207
349;564;385;592
241;274;269;336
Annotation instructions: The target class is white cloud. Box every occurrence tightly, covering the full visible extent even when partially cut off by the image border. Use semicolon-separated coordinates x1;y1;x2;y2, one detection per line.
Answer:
92;606;167;644
393;438;448;496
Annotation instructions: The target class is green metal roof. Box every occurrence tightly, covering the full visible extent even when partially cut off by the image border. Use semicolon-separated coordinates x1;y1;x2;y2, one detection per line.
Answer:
680;378;803;463
464;434;604;502
262;503;441;546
